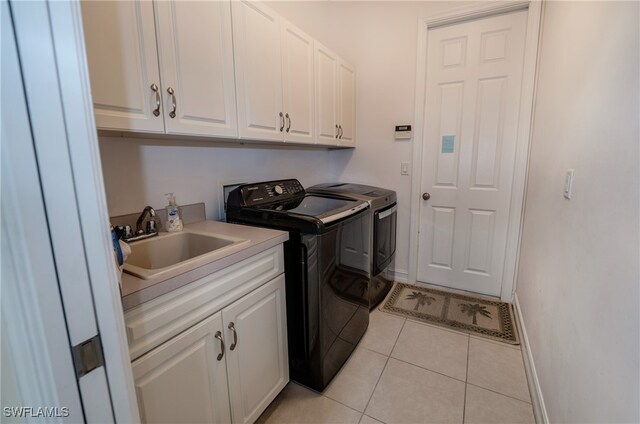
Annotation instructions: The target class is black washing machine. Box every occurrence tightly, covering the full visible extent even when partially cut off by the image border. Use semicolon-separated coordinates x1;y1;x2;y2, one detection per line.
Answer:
308;183;397;309
226;179;371;392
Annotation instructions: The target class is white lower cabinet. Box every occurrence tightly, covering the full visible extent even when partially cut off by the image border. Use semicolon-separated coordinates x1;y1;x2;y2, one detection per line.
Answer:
129;255;288;424
224;276;288;424
132;312;232;424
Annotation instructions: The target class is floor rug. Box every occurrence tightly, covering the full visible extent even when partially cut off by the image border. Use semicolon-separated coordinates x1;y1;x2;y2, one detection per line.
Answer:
381;282;520;345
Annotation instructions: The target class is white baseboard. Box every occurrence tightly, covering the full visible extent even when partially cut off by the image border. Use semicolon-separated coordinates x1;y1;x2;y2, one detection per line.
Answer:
388;268;408;283
513;294;549;424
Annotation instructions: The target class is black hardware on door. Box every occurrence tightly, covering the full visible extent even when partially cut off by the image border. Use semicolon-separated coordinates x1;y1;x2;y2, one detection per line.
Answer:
422;192;431;201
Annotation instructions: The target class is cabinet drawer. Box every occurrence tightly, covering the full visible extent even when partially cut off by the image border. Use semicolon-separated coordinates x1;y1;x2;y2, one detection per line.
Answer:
125;245;284;360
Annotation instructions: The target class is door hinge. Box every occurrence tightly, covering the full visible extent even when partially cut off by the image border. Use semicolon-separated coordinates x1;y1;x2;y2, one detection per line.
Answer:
72;334;104;379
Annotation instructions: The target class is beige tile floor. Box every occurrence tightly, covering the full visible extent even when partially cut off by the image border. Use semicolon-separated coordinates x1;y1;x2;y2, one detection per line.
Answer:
258;309;535;424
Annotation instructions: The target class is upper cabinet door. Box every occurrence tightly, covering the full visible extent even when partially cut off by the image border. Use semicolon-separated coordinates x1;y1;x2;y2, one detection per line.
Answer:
81;1;164;133
281;21;315;144
155;1;237;138
232;1;284;142
338;59;356;147
314;42;339;145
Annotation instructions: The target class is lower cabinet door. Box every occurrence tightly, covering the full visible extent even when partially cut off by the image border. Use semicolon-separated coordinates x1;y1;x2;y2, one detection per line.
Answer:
132;312;232;424
223;275;289;424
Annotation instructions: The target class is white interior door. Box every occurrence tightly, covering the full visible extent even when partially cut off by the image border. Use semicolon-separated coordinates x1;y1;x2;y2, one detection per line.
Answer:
6;1;140;421
281;20;315;144
417;10;528;296
155;0;238;138
2;3;85;419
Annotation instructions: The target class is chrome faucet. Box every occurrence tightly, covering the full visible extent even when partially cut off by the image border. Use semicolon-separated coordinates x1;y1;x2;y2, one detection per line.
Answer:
119;206;159;242
136;206;156;235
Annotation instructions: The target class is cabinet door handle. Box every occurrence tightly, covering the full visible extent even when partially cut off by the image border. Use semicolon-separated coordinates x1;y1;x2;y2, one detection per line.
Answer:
285;113;291;133
214;331;225;361
335;124;339;139
339;125;343;139
167;87;177;119
150;83;160;117
228;322;238;351
279;112;284;132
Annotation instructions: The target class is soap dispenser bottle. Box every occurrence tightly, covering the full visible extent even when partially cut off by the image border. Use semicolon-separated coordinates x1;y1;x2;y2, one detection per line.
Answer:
165;193;183;232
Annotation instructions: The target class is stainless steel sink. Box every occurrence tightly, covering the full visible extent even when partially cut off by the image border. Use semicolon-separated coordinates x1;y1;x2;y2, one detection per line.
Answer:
124;231;249;280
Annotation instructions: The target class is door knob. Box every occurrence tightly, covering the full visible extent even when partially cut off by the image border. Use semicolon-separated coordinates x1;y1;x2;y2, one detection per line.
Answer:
422;192;431;201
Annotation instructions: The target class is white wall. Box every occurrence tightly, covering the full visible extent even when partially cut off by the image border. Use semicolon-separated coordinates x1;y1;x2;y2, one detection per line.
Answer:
99;136;333;219
269;1;471;277
515;1;639;422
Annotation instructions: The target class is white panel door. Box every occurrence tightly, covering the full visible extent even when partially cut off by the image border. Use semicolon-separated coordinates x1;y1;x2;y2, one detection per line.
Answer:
338;59;356;147
281;20;315;144
232;0;284;142
417;11;528;296
155;0;238;138
132;312;231;424
81;1;164;133
315;42;339;145
224;275;289;424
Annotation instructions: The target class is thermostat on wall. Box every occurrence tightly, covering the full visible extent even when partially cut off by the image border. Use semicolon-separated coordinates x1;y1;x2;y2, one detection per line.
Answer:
395;125;412;140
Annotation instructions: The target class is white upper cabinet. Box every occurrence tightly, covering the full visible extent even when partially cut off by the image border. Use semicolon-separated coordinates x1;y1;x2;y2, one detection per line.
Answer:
281;21;315;144
314;42;339;145
314;42;356;147
155;1;237;137
82;0;237;138
81;0;355;147
81;1;164;133
338;59;356;147
233;2;316;144
232;0;284;142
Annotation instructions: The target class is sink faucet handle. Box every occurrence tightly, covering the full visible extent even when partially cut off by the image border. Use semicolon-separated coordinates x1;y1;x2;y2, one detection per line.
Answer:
115;225;133;240
146;219;157;234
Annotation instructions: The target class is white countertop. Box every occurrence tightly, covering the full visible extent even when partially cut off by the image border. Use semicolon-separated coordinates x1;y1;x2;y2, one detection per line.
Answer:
121;220;288;310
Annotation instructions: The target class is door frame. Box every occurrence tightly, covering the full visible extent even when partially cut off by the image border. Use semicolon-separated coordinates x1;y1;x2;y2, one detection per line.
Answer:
408;0;543;301
3;0;140;421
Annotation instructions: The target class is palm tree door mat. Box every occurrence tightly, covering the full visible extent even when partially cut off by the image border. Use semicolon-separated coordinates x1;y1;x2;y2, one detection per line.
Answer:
381;282;520;345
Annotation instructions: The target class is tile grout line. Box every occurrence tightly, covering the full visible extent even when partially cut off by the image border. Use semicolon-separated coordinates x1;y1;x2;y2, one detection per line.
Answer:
321;392;366;416
465;382;533;405
387;355;468;384
360;316;407;419
462;335;470;423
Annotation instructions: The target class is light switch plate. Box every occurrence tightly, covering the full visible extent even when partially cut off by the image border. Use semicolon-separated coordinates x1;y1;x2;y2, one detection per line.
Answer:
401;161;409;175
564;169;574;199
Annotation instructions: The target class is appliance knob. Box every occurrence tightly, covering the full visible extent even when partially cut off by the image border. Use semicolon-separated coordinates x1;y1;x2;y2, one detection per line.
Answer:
274;185;284;195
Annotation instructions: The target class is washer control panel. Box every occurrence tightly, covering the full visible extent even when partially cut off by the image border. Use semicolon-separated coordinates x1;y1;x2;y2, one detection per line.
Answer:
238;179;305;206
